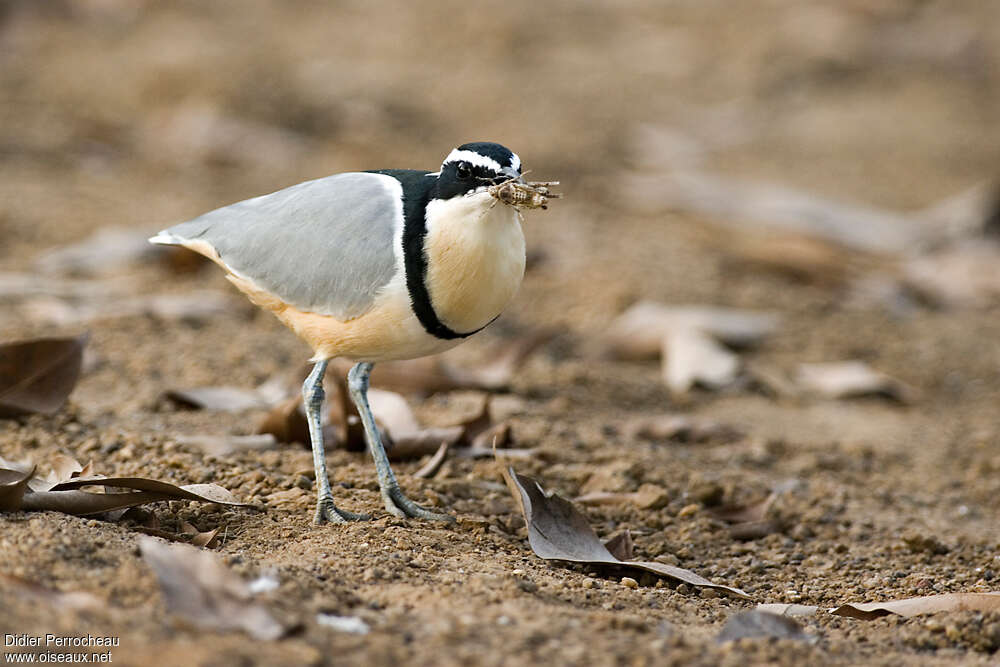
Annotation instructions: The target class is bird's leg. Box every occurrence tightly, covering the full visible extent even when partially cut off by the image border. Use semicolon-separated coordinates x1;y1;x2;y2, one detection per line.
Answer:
303;359;370;524
347;362;454;522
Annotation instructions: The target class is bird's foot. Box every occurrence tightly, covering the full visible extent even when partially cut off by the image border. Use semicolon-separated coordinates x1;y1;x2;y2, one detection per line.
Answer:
381;484;455;522
314;496;370;525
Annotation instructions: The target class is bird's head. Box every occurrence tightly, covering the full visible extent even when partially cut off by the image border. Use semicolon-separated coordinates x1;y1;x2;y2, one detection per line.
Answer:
433;142;523;201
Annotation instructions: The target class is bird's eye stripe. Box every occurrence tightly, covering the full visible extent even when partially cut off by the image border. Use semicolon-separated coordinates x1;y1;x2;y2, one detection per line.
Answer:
442;149;504;173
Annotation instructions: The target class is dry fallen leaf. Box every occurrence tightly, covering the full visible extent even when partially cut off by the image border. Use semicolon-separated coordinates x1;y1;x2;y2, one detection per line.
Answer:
663;328;741;394
0;466;34;511
756;603;821;617
602;302;779;361
165;386;273;412
720;232;860;285
336;328;555;395
603;529;634;561
413;442;450;479
179;521;222;549
716;610;815;643
904;242;1000;307
24;292;238;326
576;484;669;511
795;361;913;402
34;226;163;276
255;396;311;445
759;592;1000;621
501;466;749;599
368;388;464;459
830;592;1000;620
626;414;742;444
709;495;782;541
139;537;285;640
0;333;88;418
175;433;279;457
0;456;247;515
621;168;930;254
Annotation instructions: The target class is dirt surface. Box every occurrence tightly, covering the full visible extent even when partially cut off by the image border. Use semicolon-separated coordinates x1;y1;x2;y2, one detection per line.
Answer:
3;1;1000;665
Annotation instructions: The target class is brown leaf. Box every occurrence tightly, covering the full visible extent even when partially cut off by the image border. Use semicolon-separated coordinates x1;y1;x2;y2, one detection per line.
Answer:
603;529;634;561
621;168;930;254
255;396;310;445
24;292;238;326
165;386;272;412
727;521;781;541
413;442;450;479
0;466;35;511
368;388;464;460
576;484;669;511
708;493;778;524
139;537;285;640
830;593;1000;620
756;603;820;617
47;453;87;484
904;242;1000;307
344;328;555;394
180;521;222;548
443;328;557;391
663;328;741;394
795;361;914;402
721;233;857;285
501;466;749;599
176;433;279;457
602;302;778;361
34;226;164;276
716;610;814;643
626;414;742;444
0;459;247;515
0;333;88;417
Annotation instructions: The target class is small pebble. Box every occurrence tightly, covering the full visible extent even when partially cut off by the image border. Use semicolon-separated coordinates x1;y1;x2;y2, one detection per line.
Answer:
621;577;639;589
582;578;596;589
699;587;718;599
677;504;700;518
512;569;525;576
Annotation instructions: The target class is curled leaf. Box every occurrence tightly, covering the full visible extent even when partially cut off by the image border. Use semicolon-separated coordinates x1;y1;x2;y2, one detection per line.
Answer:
663;328;741;394
717;610;814;643
795;361;913;402
165;386;272;412
413;442;450;479
0;457;247;516
602;302;779;361
0;466;35;511
140;538;285;640
501;466;749;599
0;334;88;417
830;592;1000;620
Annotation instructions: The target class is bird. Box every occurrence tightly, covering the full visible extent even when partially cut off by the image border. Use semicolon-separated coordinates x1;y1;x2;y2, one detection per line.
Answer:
150;142;547;524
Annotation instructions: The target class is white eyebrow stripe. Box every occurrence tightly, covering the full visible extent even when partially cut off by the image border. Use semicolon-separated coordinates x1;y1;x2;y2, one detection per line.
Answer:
442;149;503;173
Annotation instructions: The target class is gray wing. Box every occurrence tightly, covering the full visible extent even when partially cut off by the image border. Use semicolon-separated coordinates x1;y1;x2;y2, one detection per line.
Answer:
153;172;402;320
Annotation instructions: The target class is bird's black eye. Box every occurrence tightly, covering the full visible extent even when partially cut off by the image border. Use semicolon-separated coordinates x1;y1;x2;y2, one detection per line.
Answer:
455;162;472;180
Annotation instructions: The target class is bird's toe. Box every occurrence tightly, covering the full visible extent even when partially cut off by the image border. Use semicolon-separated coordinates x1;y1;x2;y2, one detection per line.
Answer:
383;486;455;522
314;497;370;525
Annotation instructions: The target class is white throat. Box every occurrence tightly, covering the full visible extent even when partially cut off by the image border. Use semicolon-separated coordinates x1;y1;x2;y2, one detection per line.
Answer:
420;193;526;333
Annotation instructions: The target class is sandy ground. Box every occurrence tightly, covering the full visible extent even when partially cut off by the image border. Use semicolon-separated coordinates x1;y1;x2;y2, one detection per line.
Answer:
3;1;1000;665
